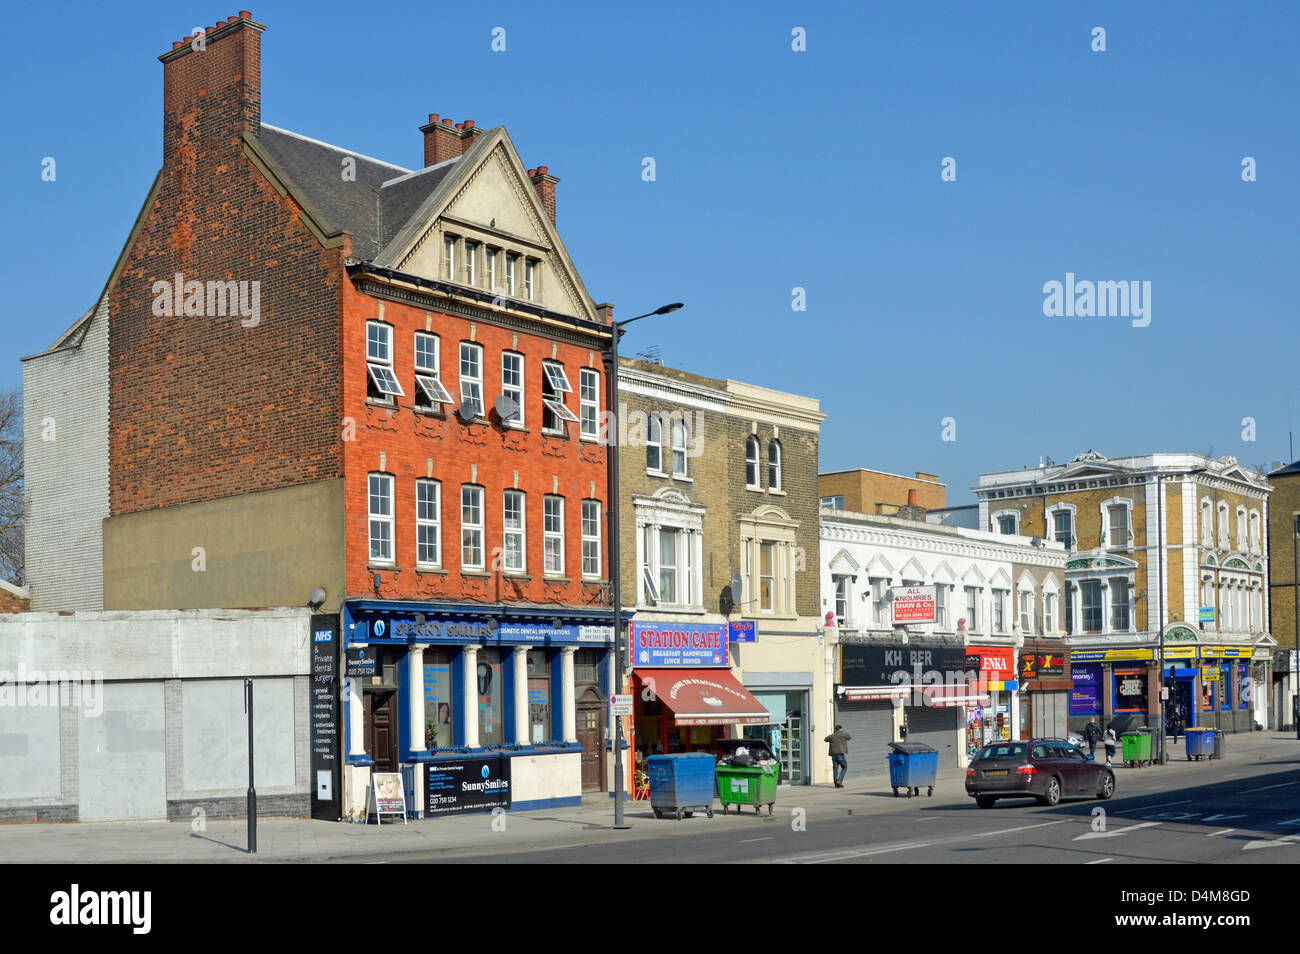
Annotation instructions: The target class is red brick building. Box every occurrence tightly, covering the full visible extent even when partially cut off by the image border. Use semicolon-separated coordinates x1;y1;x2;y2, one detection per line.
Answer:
89;11;617;817
0;580;28;614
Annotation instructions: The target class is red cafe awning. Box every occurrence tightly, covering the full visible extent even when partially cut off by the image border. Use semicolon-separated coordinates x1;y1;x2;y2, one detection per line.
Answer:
634;669;772;726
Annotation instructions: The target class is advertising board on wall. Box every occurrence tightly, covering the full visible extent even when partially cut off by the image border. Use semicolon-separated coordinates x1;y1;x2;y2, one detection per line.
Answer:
425;755;512;816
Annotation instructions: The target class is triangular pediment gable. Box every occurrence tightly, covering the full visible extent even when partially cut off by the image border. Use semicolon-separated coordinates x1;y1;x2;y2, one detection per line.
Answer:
897;557;928;582
932;561;957;584
380;127;600;323
988;567;1013;588
828;549;860;575
961;565;986;585
864;554;895;578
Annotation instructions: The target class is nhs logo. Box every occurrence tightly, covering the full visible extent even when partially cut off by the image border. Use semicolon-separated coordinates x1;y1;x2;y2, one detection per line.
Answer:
313;629;334;643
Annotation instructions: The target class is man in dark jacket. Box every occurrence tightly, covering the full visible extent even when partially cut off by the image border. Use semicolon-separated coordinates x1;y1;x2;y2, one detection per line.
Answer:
1083;717;1102;757
825;725;852;787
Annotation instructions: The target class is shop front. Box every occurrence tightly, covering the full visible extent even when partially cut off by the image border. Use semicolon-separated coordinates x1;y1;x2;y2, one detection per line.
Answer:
341;601;615;819
1069;648;1157;734
628;620;771;774
837;641;975;770
1159;626;1263;734
1018;640;1071;739
964;646;1019;757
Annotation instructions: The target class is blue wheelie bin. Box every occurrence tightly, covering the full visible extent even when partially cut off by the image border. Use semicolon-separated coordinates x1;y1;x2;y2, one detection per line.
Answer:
647;753;716;820
1185;727;1213;760
888;741;939;798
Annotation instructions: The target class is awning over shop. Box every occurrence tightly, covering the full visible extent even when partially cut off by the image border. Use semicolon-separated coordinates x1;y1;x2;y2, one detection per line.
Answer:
634;669;771;725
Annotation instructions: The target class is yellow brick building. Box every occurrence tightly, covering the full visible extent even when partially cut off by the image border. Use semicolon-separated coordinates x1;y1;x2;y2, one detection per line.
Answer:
977;452;1274;735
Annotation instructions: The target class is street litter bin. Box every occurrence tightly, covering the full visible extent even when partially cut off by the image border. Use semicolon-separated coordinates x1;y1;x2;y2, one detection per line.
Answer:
715;739;780;816
1184;727;1213;760
888;741;938;797
1121;728;1153;767
647;753;715;820
1209;729;1225;760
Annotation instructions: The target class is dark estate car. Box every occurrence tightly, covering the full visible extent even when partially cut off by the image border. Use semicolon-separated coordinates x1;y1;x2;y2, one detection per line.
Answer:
965;738;1116;808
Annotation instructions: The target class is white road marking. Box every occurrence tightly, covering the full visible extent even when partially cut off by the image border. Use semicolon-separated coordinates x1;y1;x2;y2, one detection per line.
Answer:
1202;814;1246;822
740;837;773;844
1128;799;1190;812
1208;829;1236;837
972;820;1067;838
1085;858;1114;864
802;843;930;863
1242;835;1300;851
1241;781;1298;794
1278;818;1300;827
1074;822;1163;841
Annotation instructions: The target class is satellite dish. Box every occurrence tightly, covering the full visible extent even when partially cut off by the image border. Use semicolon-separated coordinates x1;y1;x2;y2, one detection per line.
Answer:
456;399;477;423
730;572;743;599
494;394;520;420
1030;535;1043;547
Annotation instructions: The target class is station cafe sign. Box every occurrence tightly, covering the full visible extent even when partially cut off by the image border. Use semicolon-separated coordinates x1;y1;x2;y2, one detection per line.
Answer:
630;621;727;668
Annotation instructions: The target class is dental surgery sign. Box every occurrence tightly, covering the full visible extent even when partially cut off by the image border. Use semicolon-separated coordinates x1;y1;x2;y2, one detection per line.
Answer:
630;621;728;668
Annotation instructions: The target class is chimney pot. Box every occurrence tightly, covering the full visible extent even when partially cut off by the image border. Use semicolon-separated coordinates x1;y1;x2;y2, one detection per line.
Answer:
239;9;252;18
172;39;183;49
428;113;438;124
463;120;474;129
441;117;453;126
907;489;918;506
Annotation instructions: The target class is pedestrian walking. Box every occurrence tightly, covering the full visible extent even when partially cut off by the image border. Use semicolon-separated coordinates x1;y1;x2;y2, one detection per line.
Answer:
825;724;852;788
1103;724;1118;765
1083;717;1102;758
1171;704;1183;744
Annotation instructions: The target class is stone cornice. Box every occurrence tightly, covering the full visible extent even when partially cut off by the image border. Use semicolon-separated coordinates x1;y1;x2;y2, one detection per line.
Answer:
821;520;1066;570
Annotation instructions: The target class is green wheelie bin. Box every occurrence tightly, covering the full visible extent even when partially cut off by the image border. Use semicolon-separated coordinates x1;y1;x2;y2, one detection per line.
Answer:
715;739;780;816
1121;727;1153;767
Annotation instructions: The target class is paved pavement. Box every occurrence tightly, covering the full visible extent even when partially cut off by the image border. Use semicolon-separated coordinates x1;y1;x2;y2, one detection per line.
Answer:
2;732;1294;863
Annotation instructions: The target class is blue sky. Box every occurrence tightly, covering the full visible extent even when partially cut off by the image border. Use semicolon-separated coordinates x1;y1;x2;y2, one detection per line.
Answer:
4;1;1296;505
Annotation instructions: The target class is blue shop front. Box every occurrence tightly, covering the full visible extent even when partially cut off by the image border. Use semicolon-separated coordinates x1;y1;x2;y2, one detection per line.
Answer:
341;600;616;819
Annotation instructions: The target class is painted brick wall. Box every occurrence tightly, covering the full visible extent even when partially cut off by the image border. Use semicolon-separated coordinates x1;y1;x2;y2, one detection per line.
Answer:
342;281;609;608
22;293;110;611
110;17;344;517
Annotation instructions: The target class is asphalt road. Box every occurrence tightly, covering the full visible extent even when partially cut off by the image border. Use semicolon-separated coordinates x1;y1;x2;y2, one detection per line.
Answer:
358;748;1300;864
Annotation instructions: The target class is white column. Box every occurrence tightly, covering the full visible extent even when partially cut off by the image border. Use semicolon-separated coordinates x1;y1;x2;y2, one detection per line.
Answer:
408;645;427;754
462;645;480;748
561;647;577;742
513;646;530;745
1010;690;1021;741
347;676;365;757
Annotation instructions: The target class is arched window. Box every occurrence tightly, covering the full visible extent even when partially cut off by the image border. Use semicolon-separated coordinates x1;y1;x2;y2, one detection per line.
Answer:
1200;499;1213;549
646;414;662;472
767;440;782;491
745;436;760;488
670;417;688;477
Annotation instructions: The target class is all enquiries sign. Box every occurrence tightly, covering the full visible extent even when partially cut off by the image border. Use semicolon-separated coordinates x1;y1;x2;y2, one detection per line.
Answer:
891;586;937;625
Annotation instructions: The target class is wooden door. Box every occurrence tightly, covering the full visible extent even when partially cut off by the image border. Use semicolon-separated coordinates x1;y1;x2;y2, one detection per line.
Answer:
577;704;605;791
365;690;398;773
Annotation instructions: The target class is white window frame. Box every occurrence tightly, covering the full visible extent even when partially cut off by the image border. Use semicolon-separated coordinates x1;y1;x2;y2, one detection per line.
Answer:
464;240;478;286
368;473;394;564
501;351;524;426
992;509;1019;535
739;506;797;620
1109;578;1130;632
1047;503;1076;549
414;332;452;408
503;489;526;573
745;436;760;488
1018;590;1033;634
964;585;980;633
767;440;782;491
646;414;664;473
934;584;948;629
579;368;600;439
416;479;441;567
581;500;601;579
833;575;851;627
1201;498;1214;549
634;490;705;610
542;361;576;433
671;416;689;478
1236;506;1248;551
1101;497;1132;550
459;342;484;419
366;321;403;400
1249;509;1261;555
486;247;498;292
443;235;457;282
544;495;565;576
1217;503;1230;550
992;588;1008;632
525;259;536;301
461;485;484;570
505;254;516;296
1043;592;1056;634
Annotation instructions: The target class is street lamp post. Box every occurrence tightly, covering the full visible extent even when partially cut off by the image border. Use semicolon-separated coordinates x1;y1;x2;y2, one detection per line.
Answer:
602;302;684;828
1293;515;1299;740
1156;474;1167;765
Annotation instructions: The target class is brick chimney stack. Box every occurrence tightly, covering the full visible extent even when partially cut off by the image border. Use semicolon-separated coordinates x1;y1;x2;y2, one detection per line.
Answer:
158;12;264;160
529;166;559;224
420;115;483;166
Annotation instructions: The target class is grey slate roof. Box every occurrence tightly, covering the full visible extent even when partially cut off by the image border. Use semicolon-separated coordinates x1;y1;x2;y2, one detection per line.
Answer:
1269;460;1300;477
256;124;461;262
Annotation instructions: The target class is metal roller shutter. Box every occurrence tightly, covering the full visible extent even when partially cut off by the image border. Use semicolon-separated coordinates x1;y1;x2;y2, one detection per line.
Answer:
904;705;960;768
1031;691;1068;739
836;701;895;776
